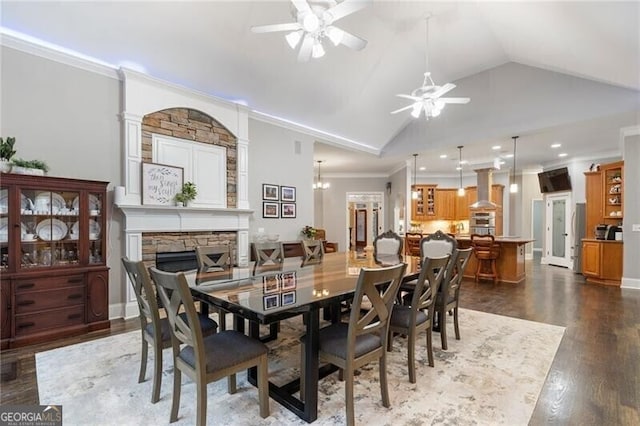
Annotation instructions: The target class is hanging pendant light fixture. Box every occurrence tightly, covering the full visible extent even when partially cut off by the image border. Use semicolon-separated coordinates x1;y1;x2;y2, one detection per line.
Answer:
313;160;330;190
510;136;519;193
411;154;419;199
457;146;465;196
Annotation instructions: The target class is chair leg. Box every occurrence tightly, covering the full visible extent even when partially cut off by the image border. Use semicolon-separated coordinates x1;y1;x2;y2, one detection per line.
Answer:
151;341;163;403
475;261;480;282
453;307;460;340
379;353;390;408
408;330;416;383
170;366;181;423
426;327;434;367
345;368;355;426
218;308;226;331
299;343;305;401
386;329;394;352
440;309;448;350
196;379;207;426
138;338;148;383
492;260;498;284
227;373;237;394
258;354;270;418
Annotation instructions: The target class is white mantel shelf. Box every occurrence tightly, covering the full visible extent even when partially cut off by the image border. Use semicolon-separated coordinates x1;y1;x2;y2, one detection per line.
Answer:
117;204;254;233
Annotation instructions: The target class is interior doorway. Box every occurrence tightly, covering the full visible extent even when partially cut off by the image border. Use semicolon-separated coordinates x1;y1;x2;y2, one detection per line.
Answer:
355;209;367;249
543;192;572;268
346;192;384;252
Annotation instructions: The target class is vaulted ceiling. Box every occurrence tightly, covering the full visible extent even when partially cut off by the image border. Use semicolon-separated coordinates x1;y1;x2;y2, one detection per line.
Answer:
2;1;638;174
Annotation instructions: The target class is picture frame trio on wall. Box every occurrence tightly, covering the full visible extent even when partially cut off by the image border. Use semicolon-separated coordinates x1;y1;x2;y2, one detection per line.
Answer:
262;183;296;218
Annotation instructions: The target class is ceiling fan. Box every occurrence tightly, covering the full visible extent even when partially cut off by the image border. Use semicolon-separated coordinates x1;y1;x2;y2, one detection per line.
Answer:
251;0;371;62
391;16;470;119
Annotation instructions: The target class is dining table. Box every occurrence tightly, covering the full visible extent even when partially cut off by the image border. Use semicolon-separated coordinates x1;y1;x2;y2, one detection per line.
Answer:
185;251;421;423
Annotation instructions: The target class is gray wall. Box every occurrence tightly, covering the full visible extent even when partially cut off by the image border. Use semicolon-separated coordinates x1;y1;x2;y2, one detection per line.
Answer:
1;46;124;305
623;132;640;288
386;166;406;232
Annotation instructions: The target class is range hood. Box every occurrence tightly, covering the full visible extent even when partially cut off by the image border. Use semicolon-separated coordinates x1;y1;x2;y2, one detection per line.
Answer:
470;168;498;209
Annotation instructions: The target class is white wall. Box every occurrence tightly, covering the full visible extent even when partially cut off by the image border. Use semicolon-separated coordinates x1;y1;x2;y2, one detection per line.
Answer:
248;119;315;242
622;131;640;289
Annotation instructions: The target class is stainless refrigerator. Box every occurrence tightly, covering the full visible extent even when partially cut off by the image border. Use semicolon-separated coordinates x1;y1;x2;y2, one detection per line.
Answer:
572;203;586;273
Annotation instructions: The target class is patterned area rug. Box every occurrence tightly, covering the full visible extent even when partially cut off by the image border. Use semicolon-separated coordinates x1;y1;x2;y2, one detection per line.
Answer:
36;309;564;425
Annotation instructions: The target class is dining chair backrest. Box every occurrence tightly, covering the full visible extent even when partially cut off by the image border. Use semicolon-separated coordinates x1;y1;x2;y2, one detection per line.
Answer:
409;255;450;314
348;263;407;350
373;230;403;258
420;230;457;261
253;242;285;266
405;232;422;256
122;257;161;333
195;244;232;273
301;239;324;266
441;247;473;302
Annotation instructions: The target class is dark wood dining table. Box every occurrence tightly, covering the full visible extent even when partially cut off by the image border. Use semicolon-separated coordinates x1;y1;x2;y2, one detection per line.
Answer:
186;251;421;423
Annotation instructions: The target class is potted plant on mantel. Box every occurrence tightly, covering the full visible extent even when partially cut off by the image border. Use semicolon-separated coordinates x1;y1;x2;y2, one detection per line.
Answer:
0;137;16;173
11;158;49;176
175;181;197;207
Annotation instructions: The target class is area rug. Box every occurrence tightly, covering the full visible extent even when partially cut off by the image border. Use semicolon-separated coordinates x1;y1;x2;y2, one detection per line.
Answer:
36;309;564;425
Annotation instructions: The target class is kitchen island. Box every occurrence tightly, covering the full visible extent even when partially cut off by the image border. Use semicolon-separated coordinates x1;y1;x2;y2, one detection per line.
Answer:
455;235;535;284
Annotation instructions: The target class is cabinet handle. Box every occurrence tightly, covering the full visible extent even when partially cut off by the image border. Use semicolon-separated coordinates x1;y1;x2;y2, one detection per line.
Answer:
67;313;82;320
17;300;35;306
17;283;35;290
67;278;83;284
17;322;35;329
67;294;83;300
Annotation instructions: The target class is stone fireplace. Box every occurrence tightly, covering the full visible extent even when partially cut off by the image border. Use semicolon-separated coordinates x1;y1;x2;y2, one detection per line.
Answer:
117;68;252;318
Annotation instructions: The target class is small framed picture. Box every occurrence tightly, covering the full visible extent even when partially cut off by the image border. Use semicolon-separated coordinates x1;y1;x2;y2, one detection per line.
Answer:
281;271;297;290
281;186;296;202
263;274;280;294
263;202;279;218
281;291;296;306
263;294;280;310
281;203;296;218
263;184;279;201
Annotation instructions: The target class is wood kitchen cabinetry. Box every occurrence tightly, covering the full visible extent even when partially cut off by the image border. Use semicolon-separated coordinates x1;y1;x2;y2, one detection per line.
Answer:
435;188;457;220
582;239;622;285
411;184;503;223
584;171;603;239
411;185;436;220
602;161;623;225
0;173;110;349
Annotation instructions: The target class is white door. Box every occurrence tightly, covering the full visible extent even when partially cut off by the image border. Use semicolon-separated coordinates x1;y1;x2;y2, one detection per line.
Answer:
543;192;572;267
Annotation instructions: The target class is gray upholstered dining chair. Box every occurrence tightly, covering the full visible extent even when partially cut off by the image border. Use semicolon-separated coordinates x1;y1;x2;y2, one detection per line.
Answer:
387;255;449;382
195;244;232;273
121;258;218;404
300;238;324;266
299;263;406;426
373;230;403;257
419;229;457;261
148;267;270;426
434;248;473;350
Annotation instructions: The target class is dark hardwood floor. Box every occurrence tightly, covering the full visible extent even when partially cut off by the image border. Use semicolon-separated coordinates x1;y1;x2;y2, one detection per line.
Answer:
1;254;639;424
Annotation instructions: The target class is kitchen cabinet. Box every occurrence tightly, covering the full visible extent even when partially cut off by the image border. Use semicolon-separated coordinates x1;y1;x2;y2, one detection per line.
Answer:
581;239;622;285
411;185;436;220
435;189;457;220
0;173;110;349
602;161;623;224
584;171;603;239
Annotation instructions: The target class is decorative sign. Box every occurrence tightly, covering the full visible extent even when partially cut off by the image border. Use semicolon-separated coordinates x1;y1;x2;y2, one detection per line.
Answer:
141;162;184;205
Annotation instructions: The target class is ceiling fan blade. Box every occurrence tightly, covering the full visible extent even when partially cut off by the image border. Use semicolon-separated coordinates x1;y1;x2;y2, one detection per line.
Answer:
429;83;456;99
338;29;367;51
251;23;302;33
396;94;422;101
297;35;314;62
291;0;311;14
325;0;372;22
439;97;471;104
390;104;416;114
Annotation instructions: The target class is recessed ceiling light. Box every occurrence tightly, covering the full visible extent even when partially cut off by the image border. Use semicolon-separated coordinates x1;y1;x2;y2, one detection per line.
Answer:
499;160;506;165
504;154;514;158
419;166;426;171
558;153;568;157
439;154;447;159
460;160;468;165
551;143;561;148
492;145;501;150
455;166;462;171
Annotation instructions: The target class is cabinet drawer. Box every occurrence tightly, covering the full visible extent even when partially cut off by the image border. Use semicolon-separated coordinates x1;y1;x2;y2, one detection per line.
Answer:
15;287;85;314
14;305;85;336
14;275;84;293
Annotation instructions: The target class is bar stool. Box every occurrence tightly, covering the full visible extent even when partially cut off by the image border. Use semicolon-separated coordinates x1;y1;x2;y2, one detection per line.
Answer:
471;234;500;283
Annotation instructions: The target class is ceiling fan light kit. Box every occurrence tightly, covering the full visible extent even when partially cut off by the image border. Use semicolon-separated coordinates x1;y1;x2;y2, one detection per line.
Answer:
251;0;371;62
391;16;470;119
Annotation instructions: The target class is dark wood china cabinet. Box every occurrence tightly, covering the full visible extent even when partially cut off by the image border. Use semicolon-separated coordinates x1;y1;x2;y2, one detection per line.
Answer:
0;173;109;349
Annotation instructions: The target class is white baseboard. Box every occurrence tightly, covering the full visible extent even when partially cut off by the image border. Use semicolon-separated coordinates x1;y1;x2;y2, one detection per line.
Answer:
109;302;140;320
526;253;534;260
540;256;549;265
621;277;640;290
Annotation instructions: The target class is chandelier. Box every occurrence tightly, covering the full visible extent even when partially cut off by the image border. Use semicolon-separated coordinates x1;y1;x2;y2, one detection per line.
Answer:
313;160;330;190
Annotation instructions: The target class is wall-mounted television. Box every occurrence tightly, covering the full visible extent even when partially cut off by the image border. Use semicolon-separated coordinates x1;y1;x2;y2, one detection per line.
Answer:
538;167;572;193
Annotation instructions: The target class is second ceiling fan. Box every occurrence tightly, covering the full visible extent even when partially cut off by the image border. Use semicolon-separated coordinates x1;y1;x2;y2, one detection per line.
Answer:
391;16;470;119
251;0;371;61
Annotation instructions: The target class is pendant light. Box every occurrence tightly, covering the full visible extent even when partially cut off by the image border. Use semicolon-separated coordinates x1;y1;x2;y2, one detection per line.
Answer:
313;160;330;190
457;146;465;196
411;154;419;199
510;136;519;193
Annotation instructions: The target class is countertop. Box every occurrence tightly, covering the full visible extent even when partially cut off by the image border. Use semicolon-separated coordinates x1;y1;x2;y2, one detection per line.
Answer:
454;235;535;244
582;238;623;243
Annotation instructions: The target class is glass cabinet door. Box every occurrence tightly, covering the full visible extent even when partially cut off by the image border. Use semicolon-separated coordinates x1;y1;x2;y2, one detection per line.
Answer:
20;189;80;269
88;191;104;265
0;186;8;271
